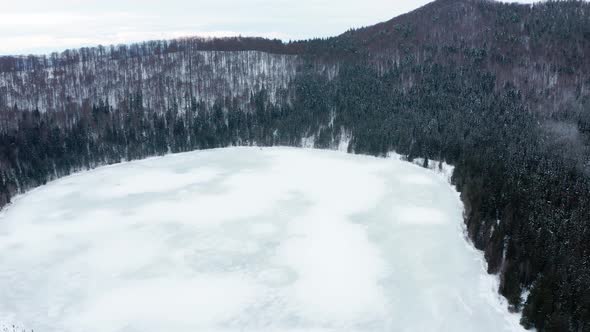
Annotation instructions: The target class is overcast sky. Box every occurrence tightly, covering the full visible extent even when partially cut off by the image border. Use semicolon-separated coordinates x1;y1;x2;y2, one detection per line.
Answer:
1;0;539;56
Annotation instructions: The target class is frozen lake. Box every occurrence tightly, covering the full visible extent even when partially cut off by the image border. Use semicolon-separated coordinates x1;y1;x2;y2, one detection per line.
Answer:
0;147;523;331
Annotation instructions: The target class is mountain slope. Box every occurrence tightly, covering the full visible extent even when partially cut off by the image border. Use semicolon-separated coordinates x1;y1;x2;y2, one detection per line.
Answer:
0;50;300;113
338;0;590;112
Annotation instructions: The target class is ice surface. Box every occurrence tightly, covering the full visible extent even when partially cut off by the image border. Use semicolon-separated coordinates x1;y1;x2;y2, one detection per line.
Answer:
0;147;524;332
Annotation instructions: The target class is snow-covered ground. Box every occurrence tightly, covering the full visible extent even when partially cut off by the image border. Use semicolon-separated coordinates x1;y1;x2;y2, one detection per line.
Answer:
0;147;524;332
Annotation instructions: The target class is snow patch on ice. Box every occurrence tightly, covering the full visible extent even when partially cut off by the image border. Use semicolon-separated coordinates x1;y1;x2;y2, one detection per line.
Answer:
0;147;525;332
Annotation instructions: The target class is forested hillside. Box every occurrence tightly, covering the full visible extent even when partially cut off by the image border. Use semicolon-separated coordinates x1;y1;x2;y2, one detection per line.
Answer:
1;0;590;330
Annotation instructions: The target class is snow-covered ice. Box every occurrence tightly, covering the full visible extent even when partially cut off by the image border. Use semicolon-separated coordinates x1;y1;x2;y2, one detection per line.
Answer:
0;147;524;332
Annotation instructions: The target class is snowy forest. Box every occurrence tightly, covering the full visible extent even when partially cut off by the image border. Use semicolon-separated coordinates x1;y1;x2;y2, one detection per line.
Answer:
1;0;590;330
